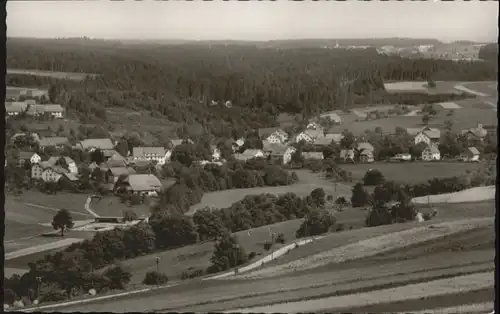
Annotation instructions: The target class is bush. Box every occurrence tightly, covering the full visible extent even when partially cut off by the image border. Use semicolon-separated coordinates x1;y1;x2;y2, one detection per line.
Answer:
248;252;257;260
351;183;370;208
363;169;385;186
263;241;273;251
123;210;138;222
296;210;337;238
422;213;432;221
143;271;168;285
103;265;132;290
335;224;345;232
39;288;68;303
365;206;392;227
275;232;285;244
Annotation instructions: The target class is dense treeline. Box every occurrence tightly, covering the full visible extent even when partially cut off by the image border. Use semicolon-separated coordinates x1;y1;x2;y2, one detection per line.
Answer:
6;39;497;139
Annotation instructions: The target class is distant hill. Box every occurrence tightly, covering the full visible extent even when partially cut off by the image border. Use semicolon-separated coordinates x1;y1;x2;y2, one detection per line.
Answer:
259;38;443;49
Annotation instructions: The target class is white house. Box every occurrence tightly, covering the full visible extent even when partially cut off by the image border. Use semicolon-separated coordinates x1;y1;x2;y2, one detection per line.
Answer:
78;138;114;151
18;152;41;166
115;174;163;196
258;128;288;144
262;142;296;164
31;162;68;182
422;144;441;161
234;149;265;161
5;102;28;116
211;145;221;161
460;147;480;162
47;156;78;174
412;127;441;146
295;129;324;144
132;147;169;165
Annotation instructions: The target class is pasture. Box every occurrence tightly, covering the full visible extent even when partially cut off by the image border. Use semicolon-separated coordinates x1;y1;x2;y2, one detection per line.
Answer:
102;219;304;285
187;170;352;214
339;161;486;185
7;68;98;81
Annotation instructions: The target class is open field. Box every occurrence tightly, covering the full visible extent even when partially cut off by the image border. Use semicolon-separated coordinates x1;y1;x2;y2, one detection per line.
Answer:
412;185;495;204
230;272;494;313
339;161;486;184
90;195;152;218
7;68;98;81
102;219;304;285
384;81;428;92
236;217;492;279
187;170;352;214
47;215;494;312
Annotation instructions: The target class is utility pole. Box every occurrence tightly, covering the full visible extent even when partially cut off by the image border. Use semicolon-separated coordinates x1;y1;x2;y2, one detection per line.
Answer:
36;276;42;306
156;257;160;273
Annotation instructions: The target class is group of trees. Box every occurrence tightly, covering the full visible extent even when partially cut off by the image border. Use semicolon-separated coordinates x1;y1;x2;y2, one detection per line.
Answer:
159;159;298;213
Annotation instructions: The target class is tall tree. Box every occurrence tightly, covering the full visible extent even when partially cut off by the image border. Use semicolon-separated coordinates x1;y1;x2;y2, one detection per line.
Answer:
52;209;74;236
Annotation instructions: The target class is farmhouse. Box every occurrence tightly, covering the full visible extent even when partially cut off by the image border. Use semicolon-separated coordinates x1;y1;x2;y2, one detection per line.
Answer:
460;147;480;162
409;127;441;145
295;129;324;144
132;147;169;165
26;104;64;118
357;142;375;153
47;156;78;174
258;127;288;144
306;122;323;131
18;152;41;166
115;174;163;196
234;149;265;161
340;149;355;162
5;102;28;116
37;137;70;150
262;142;296;164
78;138;114;151
460;123;488;141
105;167;137;184
422;144;441;161
359;150;375;163
31;161;69;182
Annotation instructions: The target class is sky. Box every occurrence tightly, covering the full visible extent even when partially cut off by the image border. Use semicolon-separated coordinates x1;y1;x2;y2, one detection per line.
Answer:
6;1;499;42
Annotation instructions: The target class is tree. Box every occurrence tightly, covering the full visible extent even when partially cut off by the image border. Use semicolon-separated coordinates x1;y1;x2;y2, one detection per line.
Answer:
296;210;336;238
351;183;370;207
122;223;156;257
363;169;385;186
103;265;132;290
365;205;392;227
309;188;326;208
192;208;228;241
421;114;430;126
148;212;199;249
444;119;453;131
52;209;74;236
90;149;105;164
208;234;247;273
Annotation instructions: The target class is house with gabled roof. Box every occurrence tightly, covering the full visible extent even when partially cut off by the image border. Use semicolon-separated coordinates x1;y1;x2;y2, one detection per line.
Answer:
262;141;296;164
115;174;163;196
37;137;70;150
78;138;114;151
5;102;28;116
460;123;488;141
410;127;441;146
356;142;375;153
258;127;288;144
105;167;137;184
422;144;441;161
319;112;342;124
132;147;169;165
31;161;70;182
47;156;78;174
234;149;265;161
18;152;41;167
169;138;194;149
460;147;480;162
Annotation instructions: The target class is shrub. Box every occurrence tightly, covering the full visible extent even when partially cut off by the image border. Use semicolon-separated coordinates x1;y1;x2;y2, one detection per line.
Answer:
422;213;432;221
296;210;337;238
365;206;392;227
275;232;285;244
248;251;257;260
39;288;68;303
123;210;138;222
263;241;273;251
335;224;345;232
103;265;132;290
143;271;168;285
351;183;370;207
363;169;385;186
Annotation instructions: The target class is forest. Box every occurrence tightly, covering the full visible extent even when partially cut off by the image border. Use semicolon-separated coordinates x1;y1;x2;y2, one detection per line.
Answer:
6;38;498;140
